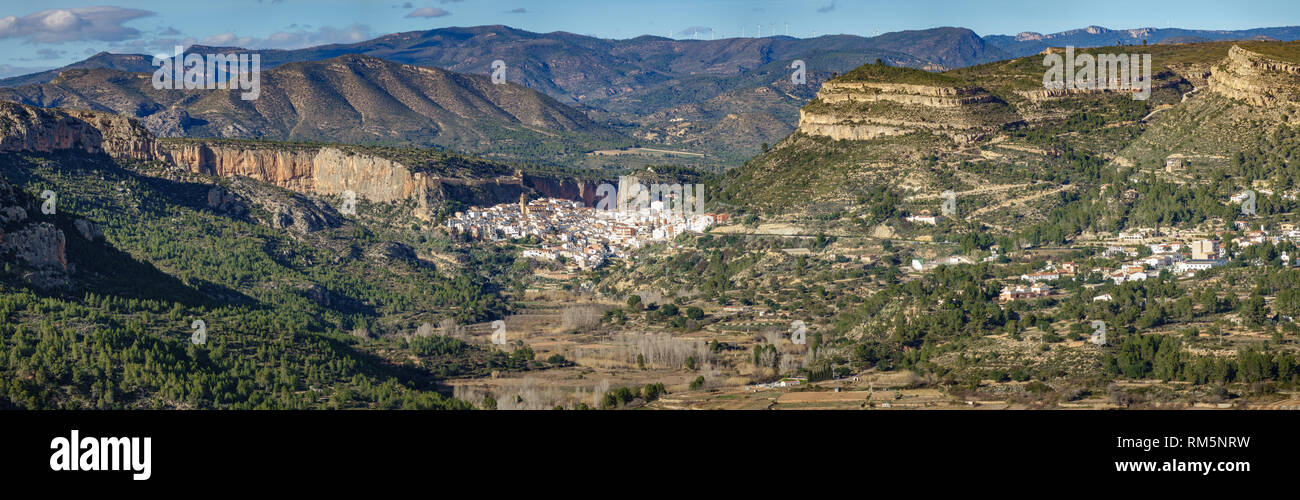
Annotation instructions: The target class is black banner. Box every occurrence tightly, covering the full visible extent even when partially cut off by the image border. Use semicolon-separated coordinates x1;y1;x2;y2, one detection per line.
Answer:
1;410;1289;489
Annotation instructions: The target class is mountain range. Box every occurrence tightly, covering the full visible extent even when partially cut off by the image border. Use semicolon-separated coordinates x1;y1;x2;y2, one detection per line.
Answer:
2;24;1299;169
986;25;1300;57
0;54;628;165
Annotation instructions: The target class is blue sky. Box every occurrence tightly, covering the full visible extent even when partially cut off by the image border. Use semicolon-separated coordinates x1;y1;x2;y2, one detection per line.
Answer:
2;0;1299;76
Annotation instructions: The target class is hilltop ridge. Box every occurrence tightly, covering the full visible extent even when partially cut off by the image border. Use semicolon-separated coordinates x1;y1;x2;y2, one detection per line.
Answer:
0;55;629;167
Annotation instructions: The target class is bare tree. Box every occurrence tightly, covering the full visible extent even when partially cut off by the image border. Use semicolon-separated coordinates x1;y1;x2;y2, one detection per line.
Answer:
559;304;608;333
440;318;460;339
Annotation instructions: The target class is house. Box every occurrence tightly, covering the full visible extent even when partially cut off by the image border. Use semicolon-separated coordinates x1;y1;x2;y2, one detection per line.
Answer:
1103;246;1138;258
906;213;939;225
1093;294;1113;302
1191;240;1219;260
1111;266;1148;284
1176;259;1227;274
936;255;974;266
999;283;1054;303
1021;271;1061;283
1141;255;1172;268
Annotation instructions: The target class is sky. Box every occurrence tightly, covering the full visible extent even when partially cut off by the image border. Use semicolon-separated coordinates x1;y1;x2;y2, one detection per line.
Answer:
2;0;1299;77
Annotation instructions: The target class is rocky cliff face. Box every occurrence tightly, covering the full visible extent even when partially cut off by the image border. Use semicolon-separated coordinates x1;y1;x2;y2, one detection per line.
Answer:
0;100;606;221
815;81;1000;107
521;174;603;207
0;177;71;289
159;141;611;216
160;142;450;219
796;80;1019;144
1208;45;1300;107
0;101;156;160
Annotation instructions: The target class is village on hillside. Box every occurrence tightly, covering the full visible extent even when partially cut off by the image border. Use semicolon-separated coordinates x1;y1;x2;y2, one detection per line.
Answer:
444;194;729;269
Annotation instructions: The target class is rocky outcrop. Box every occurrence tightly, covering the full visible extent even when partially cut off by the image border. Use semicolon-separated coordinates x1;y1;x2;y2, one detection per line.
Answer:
141;108;197;138
814;81;1000;108
521;174;603;207
210;179;342;235
366;242;417;263
1208;45;1300;107
311;148;434;203
0;178;70;289
265;197;339;234
206;186;250;218
160;140;611;218
0;101;609;221
160;143;442;218
797;80;1018;144
4;222;67;271
73;219;103;242
0;101;156;160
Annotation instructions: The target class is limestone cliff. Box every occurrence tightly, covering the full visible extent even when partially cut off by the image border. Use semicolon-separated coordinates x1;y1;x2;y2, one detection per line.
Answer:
0;101;608;220
1208;45;1300;107
0;101;156;160
158;141;612;217
796;79;1019;144
159;143;436;203
0;177;70;289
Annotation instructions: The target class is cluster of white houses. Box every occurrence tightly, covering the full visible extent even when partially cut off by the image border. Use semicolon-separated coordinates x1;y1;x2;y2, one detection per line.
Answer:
999;282;1055;303
445;195;726;269
996;231;1300;303
1104;240;1228;283
999;240;1227;303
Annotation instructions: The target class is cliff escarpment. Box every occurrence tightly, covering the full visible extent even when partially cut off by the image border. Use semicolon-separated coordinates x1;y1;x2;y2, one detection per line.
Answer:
0;101;156;160
0;101;608;221
159;141;608;217
796;70;1020;144
159;142;436;204
1208;44;1300;107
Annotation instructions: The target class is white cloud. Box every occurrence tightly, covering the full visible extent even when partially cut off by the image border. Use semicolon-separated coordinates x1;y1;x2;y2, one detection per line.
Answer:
107;22;375;55
406;7;451;19
0;6;154;43
110;36;199;56
192;24;374;50
201;32;247;46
